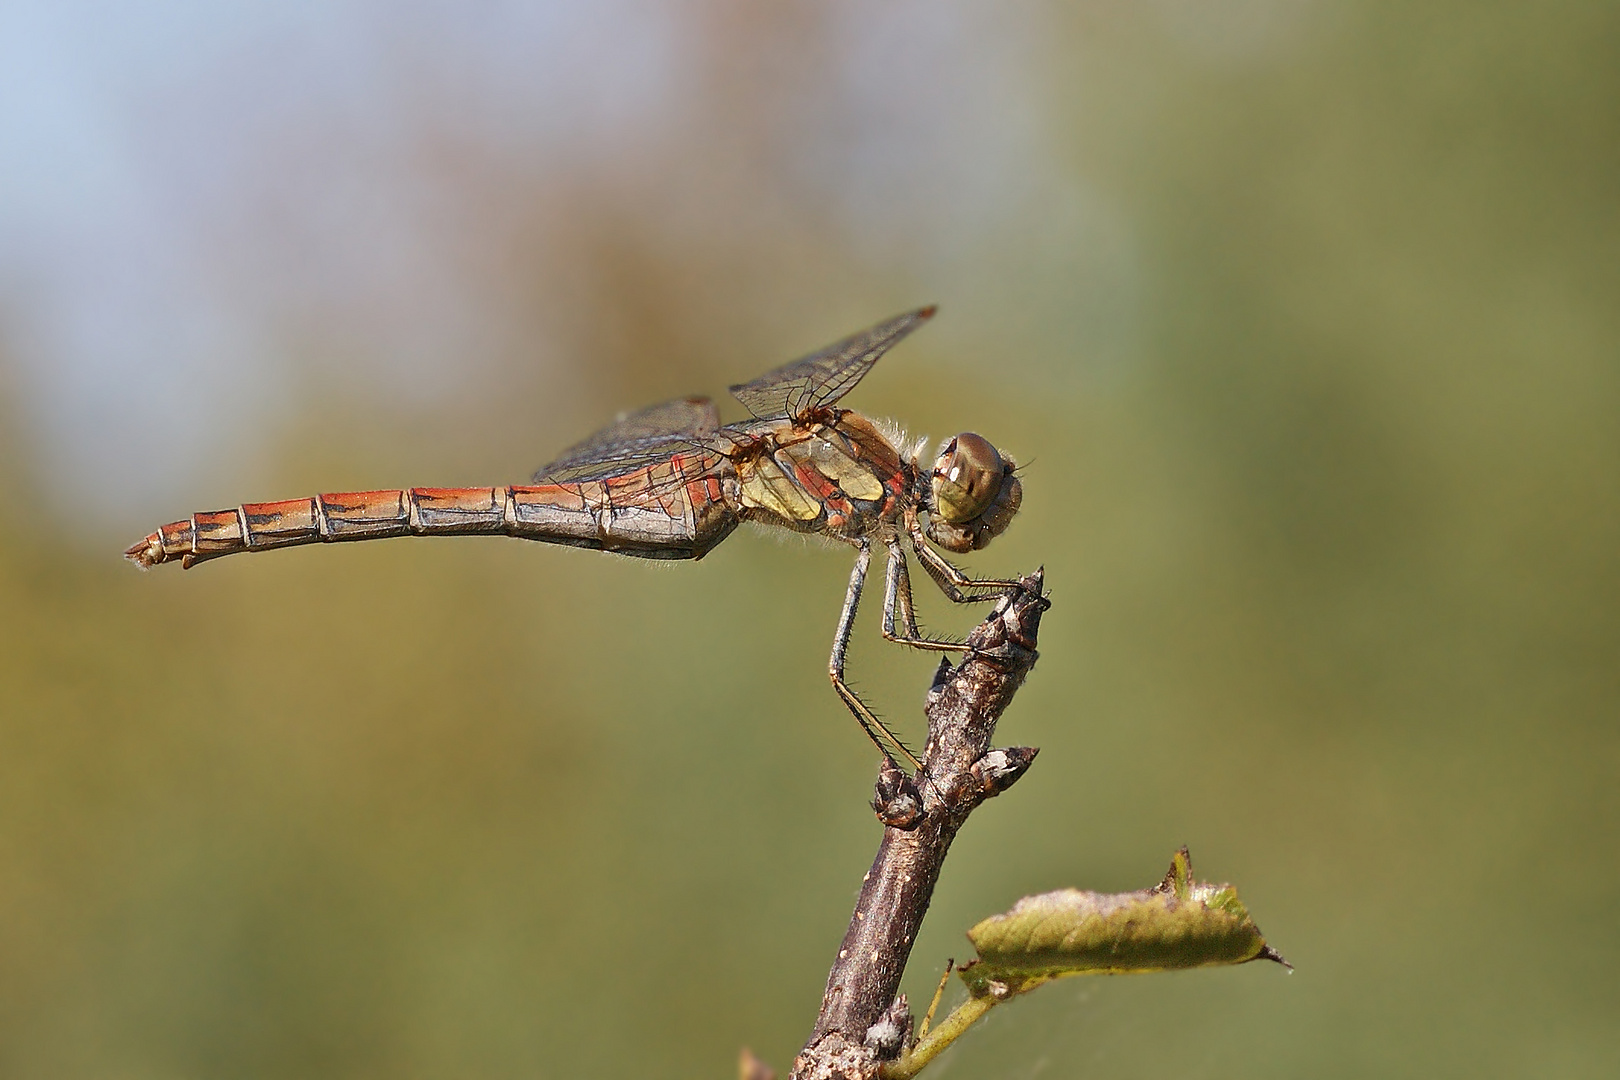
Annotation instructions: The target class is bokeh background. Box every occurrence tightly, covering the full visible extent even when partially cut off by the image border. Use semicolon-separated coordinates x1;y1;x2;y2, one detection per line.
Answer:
2;2;1615;1077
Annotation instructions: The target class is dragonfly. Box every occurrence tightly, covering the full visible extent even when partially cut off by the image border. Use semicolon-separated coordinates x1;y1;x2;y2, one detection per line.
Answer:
126;307;1023;771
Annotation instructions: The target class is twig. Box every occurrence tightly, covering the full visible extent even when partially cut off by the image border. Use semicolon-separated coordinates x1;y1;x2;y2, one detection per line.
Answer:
788;571;1048;1080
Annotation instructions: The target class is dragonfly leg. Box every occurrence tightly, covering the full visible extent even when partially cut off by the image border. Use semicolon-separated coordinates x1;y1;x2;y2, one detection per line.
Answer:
880;540;970;654
908;520;1023;603
830;542;924;773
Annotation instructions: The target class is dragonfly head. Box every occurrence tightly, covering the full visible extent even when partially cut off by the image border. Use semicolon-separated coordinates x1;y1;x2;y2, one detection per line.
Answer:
925;432;1022;552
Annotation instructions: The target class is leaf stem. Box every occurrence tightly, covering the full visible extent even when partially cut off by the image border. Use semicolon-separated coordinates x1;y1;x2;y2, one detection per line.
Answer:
878;995;997;1080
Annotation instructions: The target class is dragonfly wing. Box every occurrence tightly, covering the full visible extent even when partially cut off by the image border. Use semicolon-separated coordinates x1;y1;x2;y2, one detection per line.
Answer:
533;396;721;483
728;306;936;421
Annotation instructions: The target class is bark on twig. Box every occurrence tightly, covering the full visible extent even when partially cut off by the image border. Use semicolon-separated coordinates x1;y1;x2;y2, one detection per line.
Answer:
789;571;1048;1080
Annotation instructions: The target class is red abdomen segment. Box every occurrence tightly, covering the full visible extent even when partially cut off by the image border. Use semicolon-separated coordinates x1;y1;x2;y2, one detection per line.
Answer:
125;455;738;569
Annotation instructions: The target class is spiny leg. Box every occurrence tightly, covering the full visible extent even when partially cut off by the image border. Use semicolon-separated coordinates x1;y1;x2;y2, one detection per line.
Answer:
830;542;923;772
908;520;1023;603
880;539;972;653
875;541;958;807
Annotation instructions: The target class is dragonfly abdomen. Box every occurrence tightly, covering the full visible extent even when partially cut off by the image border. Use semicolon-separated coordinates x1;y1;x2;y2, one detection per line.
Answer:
126;488;492;569
507;471;738;559
127;463;739;570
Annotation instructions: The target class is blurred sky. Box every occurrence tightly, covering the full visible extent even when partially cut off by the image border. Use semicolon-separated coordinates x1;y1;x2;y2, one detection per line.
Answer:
1;3;1616;1079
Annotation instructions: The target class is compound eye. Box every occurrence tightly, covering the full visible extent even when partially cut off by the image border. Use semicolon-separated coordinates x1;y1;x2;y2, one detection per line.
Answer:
932;432;1004;525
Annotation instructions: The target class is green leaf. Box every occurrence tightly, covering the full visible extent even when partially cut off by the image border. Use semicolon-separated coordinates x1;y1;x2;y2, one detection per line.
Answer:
882;850;1285;1078
960;847;1287;995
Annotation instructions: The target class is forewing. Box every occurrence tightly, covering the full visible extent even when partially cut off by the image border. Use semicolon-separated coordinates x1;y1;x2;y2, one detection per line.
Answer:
532;396;720;483
728;306;935;420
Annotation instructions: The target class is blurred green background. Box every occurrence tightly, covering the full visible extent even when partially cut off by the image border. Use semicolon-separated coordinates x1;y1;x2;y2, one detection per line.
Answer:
2;3;1615;1077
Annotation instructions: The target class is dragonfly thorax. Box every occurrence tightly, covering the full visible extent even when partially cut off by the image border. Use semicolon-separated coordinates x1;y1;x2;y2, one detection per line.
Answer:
731;413;910;540
923;432;1022;553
